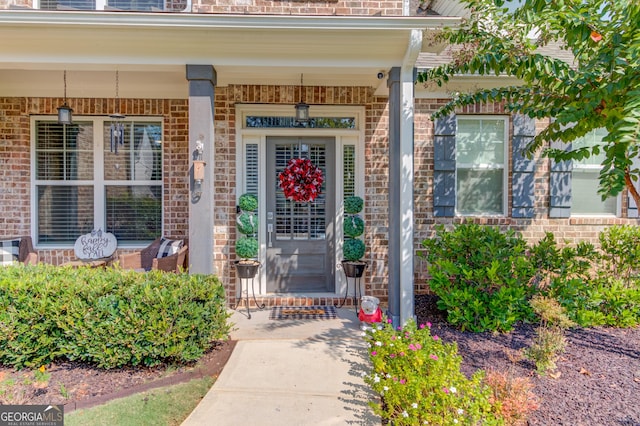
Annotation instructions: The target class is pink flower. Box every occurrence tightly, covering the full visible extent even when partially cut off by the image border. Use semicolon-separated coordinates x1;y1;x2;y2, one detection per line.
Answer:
399;352;405;357
433;335;439;341
443;387;449;394
371;351;377;356
390;354;396;358
387;318;393;324
400;379;406;384
391;336;397;341
415;343;422;350
419;323;425;329
426;322;432;328
430;354;438;360
408;344;417;351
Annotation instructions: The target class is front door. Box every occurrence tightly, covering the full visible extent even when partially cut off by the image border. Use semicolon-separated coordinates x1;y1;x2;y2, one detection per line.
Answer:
265;137;335;292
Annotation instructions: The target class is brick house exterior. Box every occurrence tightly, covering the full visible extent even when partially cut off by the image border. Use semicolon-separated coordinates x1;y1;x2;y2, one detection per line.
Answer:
0;0;637;324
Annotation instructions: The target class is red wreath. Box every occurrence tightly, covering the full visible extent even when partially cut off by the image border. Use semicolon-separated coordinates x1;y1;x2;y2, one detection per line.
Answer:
278;158;324;203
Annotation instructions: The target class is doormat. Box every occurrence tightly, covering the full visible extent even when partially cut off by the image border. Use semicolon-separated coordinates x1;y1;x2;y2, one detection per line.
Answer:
269;305;337;320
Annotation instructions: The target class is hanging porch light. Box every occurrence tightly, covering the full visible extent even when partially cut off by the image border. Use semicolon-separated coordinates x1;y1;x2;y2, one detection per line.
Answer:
109;70;126;154
57;70;73;125
295;73;310;123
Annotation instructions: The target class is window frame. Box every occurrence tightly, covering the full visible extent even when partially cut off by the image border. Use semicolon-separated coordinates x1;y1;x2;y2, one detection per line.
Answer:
455;115;509;217
30;115;164;248
33;0;190;12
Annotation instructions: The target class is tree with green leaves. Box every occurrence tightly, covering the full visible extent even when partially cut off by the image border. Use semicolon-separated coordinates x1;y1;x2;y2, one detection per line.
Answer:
417;0;640;207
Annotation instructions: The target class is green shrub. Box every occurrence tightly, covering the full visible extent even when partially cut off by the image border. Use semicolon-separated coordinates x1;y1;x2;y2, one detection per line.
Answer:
598;225;640;286
235;236;259;260
363;319;502;425
236;212;258;235
343;196;363;214
343;238;365;262
0;264;230;369
421;223;538;332
343;215;364;238
238;193;258;212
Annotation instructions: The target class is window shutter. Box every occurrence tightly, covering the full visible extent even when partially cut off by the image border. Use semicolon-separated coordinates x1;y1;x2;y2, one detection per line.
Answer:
549;139;572;218
433;115;456;217
511;114;536;218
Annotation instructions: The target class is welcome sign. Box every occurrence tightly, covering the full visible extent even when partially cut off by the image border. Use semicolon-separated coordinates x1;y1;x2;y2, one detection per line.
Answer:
73;229;117;260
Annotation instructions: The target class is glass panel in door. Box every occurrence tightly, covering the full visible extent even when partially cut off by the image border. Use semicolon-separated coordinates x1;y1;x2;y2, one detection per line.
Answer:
265;137;335;292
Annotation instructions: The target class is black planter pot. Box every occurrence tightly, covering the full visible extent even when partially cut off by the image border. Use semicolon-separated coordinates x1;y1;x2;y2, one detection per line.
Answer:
234;260;260;278
341;260;367;278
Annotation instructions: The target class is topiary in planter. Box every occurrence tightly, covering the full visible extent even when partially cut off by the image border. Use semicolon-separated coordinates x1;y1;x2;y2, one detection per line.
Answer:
235;193;259;263
342;195;366;268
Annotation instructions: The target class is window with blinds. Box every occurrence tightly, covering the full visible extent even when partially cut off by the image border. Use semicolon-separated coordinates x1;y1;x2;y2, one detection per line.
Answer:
34;119;162;245
39;0;188;11
245;144;259;197
343;145;356;198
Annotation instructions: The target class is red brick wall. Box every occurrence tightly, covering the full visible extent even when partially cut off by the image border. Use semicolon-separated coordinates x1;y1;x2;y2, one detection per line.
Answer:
0;97;188;264
412;98;640;294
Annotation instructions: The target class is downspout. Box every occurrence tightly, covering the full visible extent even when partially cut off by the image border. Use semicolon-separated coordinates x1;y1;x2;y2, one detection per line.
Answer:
387;29;422;328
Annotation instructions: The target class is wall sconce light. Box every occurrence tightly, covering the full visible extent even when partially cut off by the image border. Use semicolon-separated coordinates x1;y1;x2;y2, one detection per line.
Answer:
192;138;206;197
57;70;73;125
295;73;310;123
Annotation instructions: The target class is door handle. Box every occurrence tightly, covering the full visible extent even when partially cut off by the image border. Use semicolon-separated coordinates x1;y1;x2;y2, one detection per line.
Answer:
267;223;273;247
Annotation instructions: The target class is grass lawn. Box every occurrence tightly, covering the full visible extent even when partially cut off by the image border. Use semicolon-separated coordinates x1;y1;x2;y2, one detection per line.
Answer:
65;376;215;426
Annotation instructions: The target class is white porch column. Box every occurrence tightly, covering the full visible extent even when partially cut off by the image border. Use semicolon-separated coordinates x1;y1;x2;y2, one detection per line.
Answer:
186;65;216;275
387;30;421;327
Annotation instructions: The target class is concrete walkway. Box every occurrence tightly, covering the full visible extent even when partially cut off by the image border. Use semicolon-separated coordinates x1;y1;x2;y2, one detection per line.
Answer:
181;306;379;426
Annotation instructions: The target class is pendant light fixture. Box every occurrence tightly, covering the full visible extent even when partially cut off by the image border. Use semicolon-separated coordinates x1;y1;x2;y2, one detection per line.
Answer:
295;73;310;124
110;70;126;154
57;70;73;125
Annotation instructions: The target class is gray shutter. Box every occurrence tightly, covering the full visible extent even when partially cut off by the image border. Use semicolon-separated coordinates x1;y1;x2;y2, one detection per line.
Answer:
433;115;456;217
511;114;536;218
549;139;572;218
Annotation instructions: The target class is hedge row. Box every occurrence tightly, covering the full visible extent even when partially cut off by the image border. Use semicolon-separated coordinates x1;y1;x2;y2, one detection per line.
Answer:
0;264;230;369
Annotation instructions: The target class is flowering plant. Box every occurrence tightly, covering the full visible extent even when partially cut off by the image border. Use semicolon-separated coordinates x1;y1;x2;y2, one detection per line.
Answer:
278;158;323;203
362;318;501;425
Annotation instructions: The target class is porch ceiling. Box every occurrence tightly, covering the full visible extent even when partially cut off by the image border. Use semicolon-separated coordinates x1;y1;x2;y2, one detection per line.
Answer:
0;10;459;98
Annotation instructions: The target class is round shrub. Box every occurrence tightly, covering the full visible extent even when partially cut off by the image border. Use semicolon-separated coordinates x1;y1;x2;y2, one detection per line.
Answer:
343;238;365;262
344;215;364;238
344;196;364;215
236;236;259;259
238;193;258;212
237;212;258;236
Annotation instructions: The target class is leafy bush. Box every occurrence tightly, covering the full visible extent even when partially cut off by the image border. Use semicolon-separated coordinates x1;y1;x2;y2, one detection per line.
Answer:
236;212;258;235
421;223;538;332
343;195;363;214
343;215;364;238
0;264;230;369
524;296;574;375
238;193;258;212
343;238;365;262
235;236;259;261
363;319;501;425
598;225;640;286
484;370;539;426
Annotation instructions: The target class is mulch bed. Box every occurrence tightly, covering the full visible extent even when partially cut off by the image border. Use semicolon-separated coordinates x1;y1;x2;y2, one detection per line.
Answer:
0;340;236;413
415;294;640;426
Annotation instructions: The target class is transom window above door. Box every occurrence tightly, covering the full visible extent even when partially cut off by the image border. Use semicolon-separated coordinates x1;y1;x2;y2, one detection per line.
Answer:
33;118;163;246
36;0;189;11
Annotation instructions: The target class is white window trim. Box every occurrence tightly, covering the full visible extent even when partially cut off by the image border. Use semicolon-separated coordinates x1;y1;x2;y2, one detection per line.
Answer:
30;115;164;248
235;104;365;297
455;115;509;217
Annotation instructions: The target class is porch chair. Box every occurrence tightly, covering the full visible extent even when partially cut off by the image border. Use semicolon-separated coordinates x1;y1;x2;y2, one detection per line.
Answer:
0;236;38;266
118;237;188;273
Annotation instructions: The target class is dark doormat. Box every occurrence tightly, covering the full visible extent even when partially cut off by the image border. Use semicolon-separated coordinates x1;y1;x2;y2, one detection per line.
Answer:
269;305;337;320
